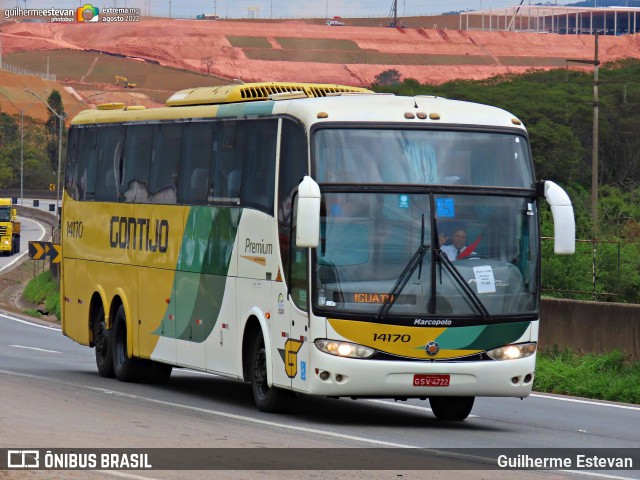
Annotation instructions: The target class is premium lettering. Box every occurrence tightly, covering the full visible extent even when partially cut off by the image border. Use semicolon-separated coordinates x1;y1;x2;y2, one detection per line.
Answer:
245;238;273;255
109;216;169;253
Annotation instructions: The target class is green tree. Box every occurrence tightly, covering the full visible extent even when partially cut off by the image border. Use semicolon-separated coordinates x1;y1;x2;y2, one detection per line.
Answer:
45;90;66;172
373;69;402;86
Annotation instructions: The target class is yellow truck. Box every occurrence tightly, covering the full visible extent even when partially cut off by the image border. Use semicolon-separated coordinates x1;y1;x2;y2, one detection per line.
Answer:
0;198;21;255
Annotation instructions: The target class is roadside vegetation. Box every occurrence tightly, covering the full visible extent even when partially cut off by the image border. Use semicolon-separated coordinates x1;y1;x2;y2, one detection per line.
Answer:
23;269;60;319
535;349;640;404
374;59;640;303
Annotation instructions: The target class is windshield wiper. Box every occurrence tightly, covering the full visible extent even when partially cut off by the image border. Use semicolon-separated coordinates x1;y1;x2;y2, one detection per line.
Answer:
377;214;429;321
437;250;492;321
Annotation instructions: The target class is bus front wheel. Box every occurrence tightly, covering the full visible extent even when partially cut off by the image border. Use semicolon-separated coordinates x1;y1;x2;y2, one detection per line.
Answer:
93;304;115;378
429;396;475;421
249;333;294;413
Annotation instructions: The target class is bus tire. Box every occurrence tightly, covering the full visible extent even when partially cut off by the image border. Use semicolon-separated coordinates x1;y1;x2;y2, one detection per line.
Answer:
249;332;294;413
429;396;475;421
93;304;115;378
112;304;144;382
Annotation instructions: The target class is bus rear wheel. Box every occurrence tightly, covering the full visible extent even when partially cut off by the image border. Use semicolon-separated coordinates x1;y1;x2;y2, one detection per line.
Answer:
112;305;145;382
429;396;475;421
93;304;115;378
249;333;294;413
111;304;172;384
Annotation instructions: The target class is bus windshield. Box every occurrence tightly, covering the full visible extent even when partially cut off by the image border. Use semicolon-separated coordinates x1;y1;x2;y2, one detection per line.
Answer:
314;128;534;188
312;128;539;319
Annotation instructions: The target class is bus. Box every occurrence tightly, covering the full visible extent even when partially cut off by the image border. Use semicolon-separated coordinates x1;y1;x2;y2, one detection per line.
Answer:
61;82;575;421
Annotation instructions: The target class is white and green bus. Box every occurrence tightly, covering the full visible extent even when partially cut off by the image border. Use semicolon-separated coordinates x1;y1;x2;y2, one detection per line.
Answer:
61;82;575;421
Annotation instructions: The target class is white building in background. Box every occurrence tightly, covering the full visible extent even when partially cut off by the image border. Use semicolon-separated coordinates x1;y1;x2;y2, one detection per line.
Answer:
247;6;260;19
460;5;639;35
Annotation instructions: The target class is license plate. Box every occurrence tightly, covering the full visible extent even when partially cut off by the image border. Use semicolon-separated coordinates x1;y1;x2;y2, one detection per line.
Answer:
413;374;450;387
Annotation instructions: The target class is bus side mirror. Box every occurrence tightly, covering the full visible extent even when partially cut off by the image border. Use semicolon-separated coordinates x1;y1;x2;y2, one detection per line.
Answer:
543;180;575;254
296;176;320;248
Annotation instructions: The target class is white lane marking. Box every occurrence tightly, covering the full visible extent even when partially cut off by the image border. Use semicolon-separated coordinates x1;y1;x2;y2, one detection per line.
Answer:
561;471;640;480
88;386;418;449
0;313;61;331
0;370;638;480
0;217;47;272
10;344;61;354
364;399;479;417
101;472;160;480
531;393;640;412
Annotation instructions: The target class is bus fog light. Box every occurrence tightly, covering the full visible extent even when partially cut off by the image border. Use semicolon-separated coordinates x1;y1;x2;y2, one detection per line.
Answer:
487;342;536;361
315;339;375;359
318;370;330;381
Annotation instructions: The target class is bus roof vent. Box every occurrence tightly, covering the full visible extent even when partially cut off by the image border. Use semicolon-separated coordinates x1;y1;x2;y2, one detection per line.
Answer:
166;82;372;107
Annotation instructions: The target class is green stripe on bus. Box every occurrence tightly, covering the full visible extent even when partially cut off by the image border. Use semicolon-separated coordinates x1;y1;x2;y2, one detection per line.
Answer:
217;102;275;117
434;322;531;350
155;206;242;341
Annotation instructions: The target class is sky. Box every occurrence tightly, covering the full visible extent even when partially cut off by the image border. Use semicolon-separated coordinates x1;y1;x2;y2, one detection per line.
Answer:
2;0;578;20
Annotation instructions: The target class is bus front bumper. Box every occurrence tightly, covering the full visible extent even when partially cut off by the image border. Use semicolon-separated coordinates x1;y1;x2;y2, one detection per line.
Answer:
303;348;536;398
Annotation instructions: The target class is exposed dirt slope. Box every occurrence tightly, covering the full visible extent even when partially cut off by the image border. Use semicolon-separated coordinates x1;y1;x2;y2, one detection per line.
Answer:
2;19;640;88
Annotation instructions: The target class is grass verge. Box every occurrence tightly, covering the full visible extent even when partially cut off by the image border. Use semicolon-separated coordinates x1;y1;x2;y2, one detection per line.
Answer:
535;348;640;404
23;270;60;320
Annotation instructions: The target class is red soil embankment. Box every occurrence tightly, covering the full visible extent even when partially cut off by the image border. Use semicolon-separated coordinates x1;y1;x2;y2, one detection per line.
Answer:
2;18;640;88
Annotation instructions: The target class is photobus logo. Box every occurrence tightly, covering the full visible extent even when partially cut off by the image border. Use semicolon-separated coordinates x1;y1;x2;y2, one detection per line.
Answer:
7;450;39;468
76;4;100;22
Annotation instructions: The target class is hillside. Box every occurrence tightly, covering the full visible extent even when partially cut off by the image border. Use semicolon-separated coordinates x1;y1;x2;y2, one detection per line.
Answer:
1;17;639;113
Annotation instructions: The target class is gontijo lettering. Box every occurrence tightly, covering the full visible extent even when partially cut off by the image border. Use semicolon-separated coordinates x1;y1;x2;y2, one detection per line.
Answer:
109;216;169;252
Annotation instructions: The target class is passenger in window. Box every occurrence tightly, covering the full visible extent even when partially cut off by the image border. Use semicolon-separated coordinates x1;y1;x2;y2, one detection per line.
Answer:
440;228;477;261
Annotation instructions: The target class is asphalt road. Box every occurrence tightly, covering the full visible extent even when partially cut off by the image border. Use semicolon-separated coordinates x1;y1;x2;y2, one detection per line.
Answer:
0;310;638;479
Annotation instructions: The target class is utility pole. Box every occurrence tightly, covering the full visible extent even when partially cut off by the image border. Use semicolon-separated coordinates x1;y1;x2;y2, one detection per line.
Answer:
565;33;600;233
591;33;599;233
388;0;398;27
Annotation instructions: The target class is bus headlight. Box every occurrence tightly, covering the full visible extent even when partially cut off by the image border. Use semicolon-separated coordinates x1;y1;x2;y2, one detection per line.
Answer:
315;339;375;359
486;342;537;360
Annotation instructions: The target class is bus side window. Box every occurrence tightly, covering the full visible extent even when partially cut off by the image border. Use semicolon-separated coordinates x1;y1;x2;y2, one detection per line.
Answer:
149;123;180;205
76;126;98;201
290;196;308;311
64;127;79;200
210;119;239;203
242;119;277;213
278;119;307;290
121;124;153;203
94;125;124;202
178;121;212;205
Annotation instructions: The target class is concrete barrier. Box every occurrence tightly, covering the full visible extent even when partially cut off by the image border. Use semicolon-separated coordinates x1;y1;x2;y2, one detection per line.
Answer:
15;205;58;235
540;298;640;362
